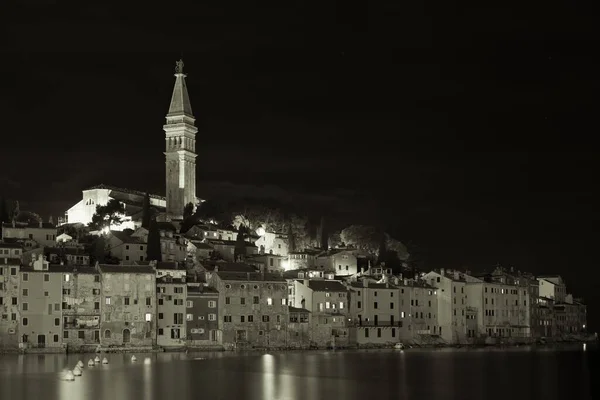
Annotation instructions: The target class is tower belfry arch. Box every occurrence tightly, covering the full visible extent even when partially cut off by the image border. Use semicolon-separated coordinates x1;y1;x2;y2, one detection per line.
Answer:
163;59;198;220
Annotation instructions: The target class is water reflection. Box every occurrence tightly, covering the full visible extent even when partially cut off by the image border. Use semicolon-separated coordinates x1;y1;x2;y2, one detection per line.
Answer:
0;346;594;400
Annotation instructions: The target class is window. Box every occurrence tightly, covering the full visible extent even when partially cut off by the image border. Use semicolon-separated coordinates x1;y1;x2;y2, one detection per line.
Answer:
247;315;253;322
54;318;60;326
374;302;378;309
146;297;152;306
22;317;28;326
64;331;69;339
158;329;164;335
281;298;287;305
267;298;273;306
104;330;111;338
159;313;164;319
253;296;259;304
78;331;85;339
54;335;59;343
145;313;152;322
124;297;130;306
105;297;111;305
223;315;232;322
240;297;246;305
390;302;394;309
10;267;16;276
186;300;193;308
357;301;362;308
208;313;217;321
225;297;230;305
22;273;28;281
262;315;270;322
240;315;245;323
12;297;17;305
377;328;381;337
44;274;49;282
365;328;369;338
174;287;184;294
22;288;28;296
208;300;216;308
94;302;100;310
22;303;28;311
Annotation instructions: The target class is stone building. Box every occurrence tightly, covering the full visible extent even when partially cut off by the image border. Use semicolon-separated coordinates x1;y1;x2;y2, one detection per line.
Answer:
19;256;63;349
46;247;91;266
106;231;147;262
98;264;156;348
423;270;468;344
207;268;288;349
0;253;22;349
290;279;349;348
287;306;310;348
2;221;57;248
315;249;360;276
186;283;220;347
347;279;402;346
156;275;187;348
61;266;102;351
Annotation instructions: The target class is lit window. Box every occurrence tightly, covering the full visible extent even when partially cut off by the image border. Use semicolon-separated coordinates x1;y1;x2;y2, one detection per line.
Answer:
339;302;344;309
145;313;152;322
105;297;111;305
64;274;70;282
267;298;273;306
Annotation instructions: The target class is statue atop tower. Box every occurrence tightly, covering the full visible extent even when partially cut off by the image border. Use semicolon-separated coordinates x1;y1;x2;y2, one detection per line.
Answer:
163;59;198;220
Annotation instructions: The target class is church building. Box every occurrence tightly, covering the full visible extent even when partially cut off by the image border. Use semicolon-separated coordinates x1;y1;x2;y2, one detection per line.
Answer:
63;60;200;229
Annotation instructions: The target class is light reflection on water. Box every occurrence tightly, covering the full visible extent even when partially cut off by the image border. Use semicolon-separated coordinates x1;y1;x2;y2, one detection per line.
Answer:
0;346;595;400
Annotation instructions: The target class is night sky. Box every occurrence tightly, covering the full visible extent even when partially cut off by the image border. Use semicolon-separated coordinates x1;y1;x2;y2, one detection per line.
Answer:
1;3;598;328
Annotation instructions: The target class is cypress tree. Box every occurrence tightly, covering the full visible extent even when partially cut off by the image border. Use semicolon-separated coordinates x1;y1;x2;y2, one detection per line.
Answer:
146;217;162;261
142;193;151;229
234;225;247;262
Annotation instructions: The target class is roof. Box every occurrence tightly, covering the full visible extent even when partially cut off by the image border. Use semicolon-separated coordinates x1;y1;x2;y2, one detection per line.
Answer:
2;222;56;229
0;242;23;249
136;260;181;270
206;239;257;247
157;276;186;284
98;264;155;274
187;285;219;294
215;271;286;282
109;231;145;244
85;184;166;200
202;262;256;273
190;241;213;249
0;257;21;265
306;280;348;292
168;66;194;117
19;265;98;274
349;282;397;290
45;247;89;256
289;306;310;313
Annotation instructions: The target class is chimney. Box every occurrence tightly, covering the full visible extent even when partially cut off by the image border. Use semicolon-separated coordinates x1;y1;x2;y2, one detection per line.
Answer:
363;279;368;288
454;271;460;281
39;220;43;228
440;268;445;277
403;278;408;286
360;267;364;275
214;265;219;272
393;277;399;285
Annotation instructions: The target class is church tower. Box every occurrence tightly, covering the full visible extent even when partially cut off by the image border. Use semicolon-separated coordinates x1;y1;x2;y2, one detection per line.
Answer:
164;59;197;220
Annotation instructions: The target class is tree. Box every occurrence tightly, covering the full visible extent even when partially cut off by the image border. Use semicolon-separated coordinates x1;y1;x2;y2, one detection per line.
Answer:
328;231;342;248
0;197;10;224
141;192;152;229
286;220;296;253
340;225;383;256
317;216;329;250
183;202;194;219
234;225;248;261
194;200;231;225
146;217;162;261
93;236;107;264
15;211;42;225
89;199;125;231
289;214;310;250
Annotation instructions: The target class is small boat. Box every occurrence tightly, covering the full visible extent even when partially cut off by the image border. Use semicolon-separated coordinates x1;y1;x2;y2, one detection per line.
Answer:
88;359;95;367
94;355;101;364
102;357;109;365
77;360;84;369
131;355;137;362
73;366;82;376
394;343;405;350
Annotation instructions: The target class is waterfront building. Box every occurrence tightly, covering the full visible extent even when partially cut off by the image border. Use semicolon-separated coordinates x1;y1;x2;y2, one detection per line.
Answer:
61;265;102;351
423;270;468;344
156;275;187;348
290;279;349;347
45;246;90;266
315;249;359;276
538;296;555;337
207;267;288;349
0;252;22;349
287;306;311;348
19;255;63;349
347;279;402;346
537;275;567;303
186;283;220;346
98;264;156;348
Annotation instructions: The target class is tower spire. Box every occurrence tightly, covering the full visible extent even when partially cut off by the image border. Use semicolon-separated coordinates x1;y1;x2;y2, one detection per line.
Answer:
168;59;193;117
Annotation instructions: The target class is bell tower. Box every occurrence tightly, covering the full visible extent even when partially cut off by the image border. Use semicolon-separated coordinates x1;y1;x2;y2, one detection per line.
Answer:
164;59;197;220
